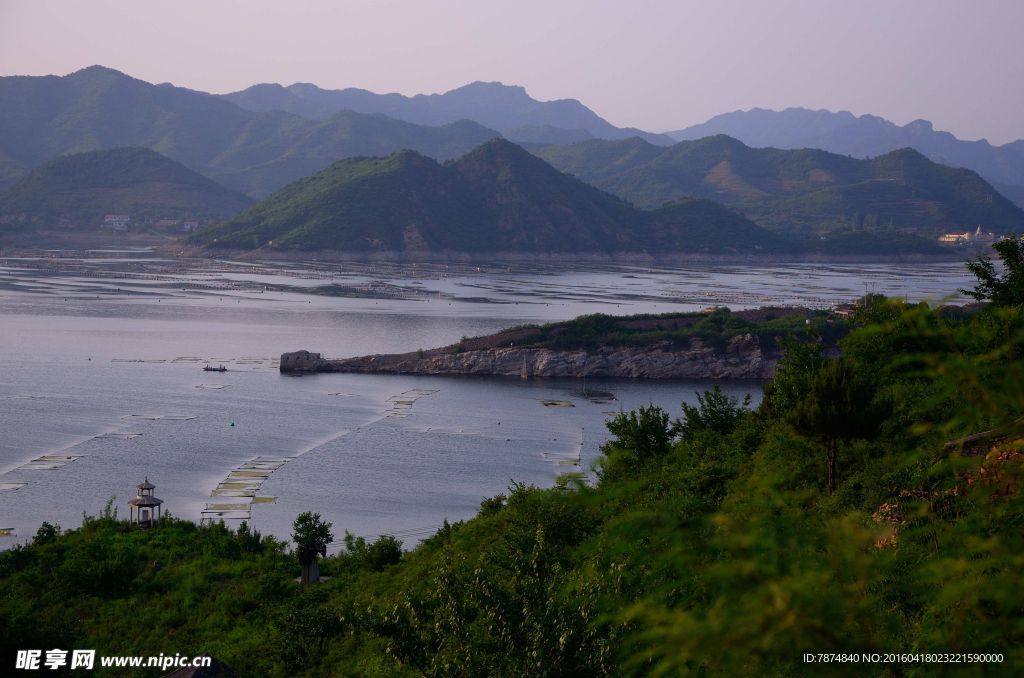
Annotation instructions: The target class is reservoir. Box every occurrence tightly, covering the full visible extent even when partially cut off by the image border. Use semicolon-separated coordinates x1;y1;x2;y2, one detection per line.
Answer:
0;256;969;548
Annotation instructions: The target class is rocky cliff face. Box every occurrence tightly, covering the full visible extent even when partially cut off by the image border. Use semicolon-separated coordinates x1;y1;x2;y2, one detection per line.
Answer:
282;334;775;379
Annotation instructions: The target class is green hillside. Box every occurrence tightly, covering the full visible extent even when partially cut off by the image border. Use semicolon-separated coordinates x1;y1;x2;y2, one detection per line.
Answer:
0;147;253;231
187;139;795;254
0;67;501;199
534;135;1024;240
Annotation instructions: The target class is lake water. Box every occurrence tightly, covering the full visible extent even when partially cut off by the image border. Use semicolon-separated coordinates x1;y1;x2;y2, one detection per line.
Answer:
0;256;970;549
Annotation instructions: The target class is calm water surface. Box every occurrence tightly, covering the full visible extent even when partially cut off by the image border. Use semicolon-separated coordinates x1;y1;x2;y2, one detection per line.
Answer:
0;258;969;548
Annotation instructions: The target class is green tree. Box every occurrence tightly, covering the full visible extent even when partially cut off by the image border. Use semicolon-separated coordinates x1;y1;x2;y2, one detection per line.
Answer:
236;520;263;554
789;358;880;492
675;385;751;440
32;522;59;546
273;587;344;672
961;234;1024;306
599;404;673;478
292;511;333;560
762;335;825;417
343;532;404;571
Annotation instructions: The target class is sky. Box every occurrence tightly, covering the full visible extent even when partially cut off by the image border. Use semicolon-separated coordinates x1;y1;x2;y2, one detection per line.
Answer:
2;0;1023;144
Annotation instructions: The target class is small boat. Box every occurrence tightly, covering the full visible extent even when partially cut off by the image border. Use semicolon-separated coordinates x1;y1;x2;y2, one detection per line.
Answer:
203;364;227;372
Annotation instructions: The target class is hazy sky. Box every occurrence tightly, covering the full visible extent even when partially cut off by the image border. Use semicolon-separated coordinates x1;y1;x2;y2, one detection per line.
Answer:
2;0;1022;144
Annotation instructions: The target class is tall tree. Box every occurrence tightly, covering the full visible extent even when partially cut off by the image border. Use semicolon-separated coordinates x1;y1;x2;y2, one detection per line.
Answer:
789;358;880;492
292;511;333;581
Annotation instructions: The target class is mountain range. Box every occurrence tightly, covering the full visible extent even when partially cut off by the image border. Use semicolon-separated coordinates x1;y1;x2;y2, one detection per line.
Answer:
1;65;1021;258
669;108;1024;205
533;135;1024;238
3;66;1022;216
0;147;252;230
186;139;793;255
218;81;675;147
0;67;501;199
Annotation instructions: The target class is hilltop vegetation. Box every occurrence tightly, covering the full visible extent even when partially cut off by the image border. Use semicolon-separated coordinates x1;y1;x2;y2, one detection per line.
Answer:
499;308;840;352
0;147;252;230
187;139;795;255
535;135;1024;242
3;251;1024;676
0;67;501;198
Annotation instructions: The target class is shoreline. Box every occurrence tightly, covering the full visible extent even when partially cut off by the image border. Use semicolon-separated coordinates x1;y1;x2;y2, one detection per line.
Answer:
280;336;780;381
173;245;962;265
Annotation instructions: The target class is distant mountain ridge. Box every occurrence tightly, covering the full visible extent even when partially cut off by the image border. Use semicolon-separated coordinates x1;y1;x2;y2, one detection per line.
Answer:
0;66;501;199
187;139;793;256
533;135;1024;240
4;64;1021;243
219;81;675;147
202;110;500;199
668;108;1024;205
0;147;252;230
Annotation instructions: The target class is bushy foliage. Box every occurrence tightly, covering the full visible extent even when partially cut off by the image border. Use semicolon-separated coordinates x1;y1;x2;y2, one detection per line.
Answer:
292;512;333;552
342;533;403;572
676;385;752;440
519;309;830;354
962;234;1024;306
599;404;673;479
293;511;333;565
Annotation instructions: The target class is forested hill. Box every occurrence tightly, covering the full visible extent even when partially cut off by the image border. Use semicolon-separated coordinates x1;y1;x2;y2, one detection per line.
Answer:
0;67;501;198
187;139;795;255
533;135;1024;239
0;147;252;230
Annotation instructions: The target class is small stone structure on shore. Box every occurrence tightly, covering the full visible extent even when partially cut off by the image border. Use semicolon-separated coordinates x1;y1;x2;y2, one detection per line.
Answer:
280;350;323;371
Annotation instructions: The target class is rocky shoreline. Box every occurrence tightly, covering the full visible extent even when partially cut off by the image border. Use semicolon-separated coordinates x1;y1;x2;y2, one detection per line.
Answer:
280;333;777;380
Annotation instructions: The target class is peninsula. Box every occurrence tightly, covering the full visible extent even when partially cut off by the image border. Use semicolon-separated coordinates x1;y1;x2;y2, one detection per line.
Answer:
281;308;822;379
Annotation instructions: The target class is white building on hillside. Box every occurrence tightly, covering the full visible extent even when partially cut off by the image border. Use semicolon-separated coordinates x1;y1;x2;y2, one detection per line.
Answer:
103;214;130;230
939;225;998;245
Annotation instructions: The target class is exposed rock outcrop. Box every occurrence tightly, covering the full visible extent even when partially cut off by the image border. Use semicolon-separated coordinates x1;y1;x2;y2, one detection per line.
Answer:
281;334;775;380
